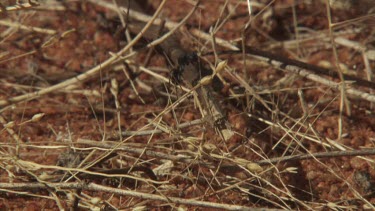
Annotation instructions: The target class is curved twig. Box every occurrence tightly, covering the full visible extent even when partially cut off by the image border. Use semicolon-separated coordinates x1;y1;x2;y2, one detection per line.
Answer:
0;182;278;211
0;0;168;109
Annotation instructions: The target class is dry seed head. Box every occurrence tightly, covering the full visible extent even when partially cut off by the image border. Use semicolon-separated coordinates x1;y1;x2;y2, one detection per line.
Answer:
92;90;101;97
111;78;118;91
90;197;102;205
90;206;100;211
31;113;45;122
110;78;119;95
177;205;188;211
39;172;53;180
234;158;249;166
110;87;118;96
327;202;339;210
133;206;147;211
4;121;15;128
199;75;213;86
183;136;200;144
187;144;195;151
202;143;217;153
153;160;174;176
246;163;263;173
284;167;298;174
18;160;41;170
215;60;228;74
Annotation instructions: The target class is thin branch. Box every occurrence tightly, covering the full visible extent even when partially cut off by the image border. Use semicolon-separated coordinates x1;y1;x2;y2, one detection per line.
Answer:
75;139;375;167
214;48;375;103
214;47;375;90
120;118;204;136
0;182;277;211
257;148;375;165
0;20;56;35
0;0;168;108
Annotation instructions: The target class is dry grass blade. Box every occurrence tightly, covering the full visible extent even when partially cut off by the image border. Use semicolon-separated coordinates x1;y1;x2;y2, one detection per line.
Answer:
0;1;39;12
0;0;168;108
0;182;282;211
0;20;56;35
